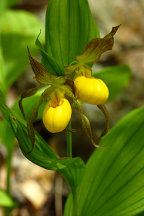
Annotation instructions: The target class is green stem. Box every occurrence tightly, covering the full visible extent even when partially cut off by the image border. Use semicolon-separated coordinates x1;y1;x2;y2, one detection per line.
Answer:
5;140;15;216
6;150;13;194
66;121;72;157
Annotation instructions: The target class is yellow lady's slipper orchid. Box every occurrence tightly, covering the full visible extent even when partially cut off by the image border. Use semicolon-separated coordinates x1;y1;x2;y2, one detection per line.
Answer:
42;98;72;133
74;76;109;105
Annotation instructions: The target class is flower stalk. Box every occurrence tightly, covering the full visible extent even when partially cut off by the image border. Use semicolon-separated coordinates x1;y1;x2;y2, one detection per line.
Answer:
66;121;72;157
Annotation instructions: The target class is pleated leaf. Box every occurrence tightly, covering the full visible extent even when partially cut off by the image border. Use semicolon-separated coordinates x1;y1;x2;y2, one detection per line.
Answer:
93;65;131;101
0;10;42;90
45;0;99;67
0;119;15;152
65;106;144;216
0;40;6;92
0;90;85;190
64;194;73;216
36;36;65;76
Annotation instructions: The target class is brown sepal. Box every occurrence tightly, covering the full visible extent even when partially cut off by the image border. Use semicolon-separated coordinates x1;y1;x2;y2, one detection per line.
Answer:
27;47;65;85
76;25;120;64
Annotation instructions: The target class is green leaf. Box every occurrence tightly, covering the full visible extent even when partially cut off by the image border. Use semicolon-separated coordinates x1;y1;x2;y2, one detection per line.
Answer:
0;189;16;207
26;95;44;153
0;90;85;191
0;119;15;197
0;119;14;152
0;38;6;93
93;65;131;101
65;106;144;216
0;0;20;11
45;0;99;66
136;212;144;216
36;35;65;76
64;194;73;216
0;1;6;11
0;10;42;90
76;25;120;64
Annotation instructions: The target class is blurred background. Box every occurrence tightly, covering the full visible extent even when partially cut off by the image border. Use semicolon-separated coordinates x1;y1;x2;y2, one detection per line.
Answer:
0;0;144;215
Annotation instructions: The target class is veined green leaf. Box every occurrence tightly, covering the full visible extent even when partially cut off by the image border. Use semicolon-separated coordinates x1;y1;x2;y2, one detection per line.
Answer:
93;65;131;101
0;189;16;207
0;10;42;90
27;95;44;153
36;35;65;76
41;50;65;76
0;90;85;191
65;107;144;216
45;0;99;67
0;38;6;93
0;119;14;152
0;119;15;198
64;194;73;216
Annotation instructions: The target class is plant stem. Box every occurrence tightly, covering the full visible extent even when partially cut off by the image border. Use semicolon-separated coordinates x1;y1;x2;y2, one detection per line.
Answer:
66;121;72;157
6;151;13;194
5;141;15;216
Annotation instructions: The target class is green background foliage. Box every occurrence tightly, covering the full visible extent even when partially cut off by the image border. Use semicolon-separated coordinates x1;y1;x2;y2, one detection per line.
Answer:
94;65;132;101
0;10;42;92
0;189;16;207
